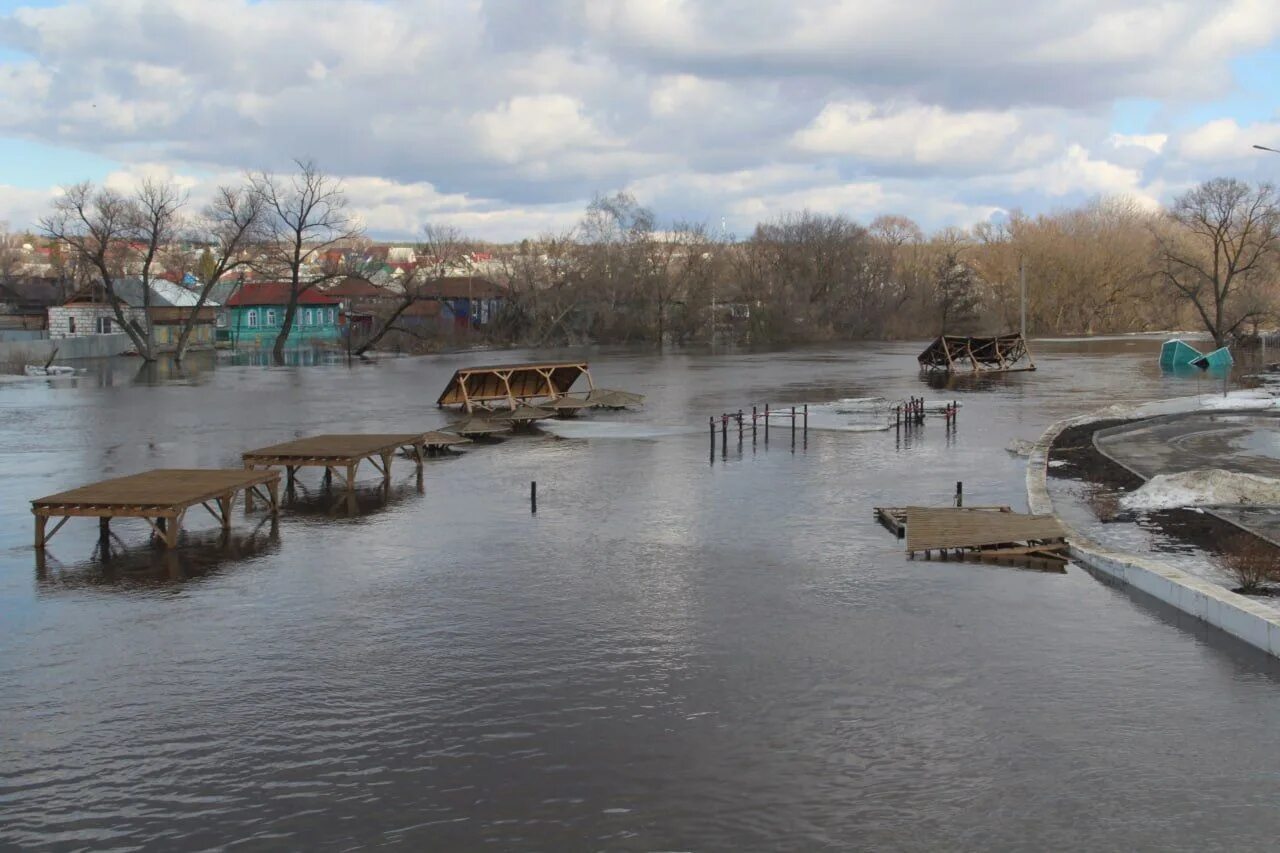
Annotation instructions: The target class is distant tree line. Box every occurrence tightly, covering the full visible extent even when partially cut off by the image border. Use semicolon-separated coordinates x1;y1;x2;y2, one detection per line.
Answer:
20;164;1280;358
492;179;1280;350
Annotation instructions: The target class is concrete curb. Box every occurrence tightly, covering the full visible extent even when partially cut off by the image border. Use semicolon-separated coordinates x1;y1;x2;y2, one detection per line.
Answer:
1028;411;1280;658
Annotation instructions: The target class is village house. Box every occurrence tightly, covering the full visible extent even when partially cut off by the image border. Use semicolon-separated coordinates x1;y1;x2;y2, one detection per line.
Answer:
417;276;506;329
0;277;62;332
47;278;219;350
223;283;343;346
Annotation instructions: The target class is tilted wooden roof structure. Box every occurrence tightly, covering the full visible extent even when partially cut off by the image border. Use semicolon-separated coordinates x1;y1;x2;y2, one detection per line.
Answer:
918;334;1035;375
436;361;593;412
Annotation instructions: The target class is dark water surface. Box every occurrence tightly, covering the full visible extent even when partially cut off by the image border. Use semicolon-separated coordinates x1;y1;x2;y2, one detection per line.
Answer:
4;339;1280;851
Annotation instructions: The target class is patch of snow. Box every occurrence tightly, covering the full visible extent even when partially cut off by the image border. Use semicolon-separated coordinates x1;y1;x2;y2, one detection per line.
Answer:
1006;438;1036;457
1094;389;1279;421
1119;469;1280;511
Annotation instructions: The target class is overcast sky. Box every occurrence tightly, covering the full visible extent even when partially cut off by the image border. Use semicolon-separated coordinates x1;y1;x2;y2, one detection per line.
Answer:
2;0;1280;241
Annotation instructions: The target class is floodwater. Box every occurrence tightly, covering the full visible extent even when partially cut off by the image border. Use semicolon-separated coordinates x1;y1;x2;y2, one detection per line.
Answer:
3;338;1280;851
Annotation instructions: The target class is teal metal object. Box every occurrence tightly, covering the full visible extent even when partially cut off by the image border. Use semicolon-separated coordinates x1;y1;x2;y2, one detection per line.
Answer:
1191;346;1233;370
1160;339;1203;369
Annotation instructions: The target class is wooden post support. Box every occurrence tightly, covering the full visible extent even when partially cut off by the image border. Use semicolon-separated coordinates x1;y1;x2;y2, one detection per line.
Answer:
380;451;392;484
267;478;280;517
324;467;333;489
99;517;110;540
531;480;537;514
34;514;47;550
346;463;357;492
217;496;232;530
955;481;963;508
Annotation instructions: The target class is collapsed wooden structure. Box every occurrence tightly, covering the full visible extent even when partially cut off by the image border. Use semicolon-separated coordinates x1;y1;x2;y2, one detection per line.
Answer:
242;433;459;491
917;334;1035;375
435;360;644;435
874;505;1068;571
437;362;593;412
32;468;281;549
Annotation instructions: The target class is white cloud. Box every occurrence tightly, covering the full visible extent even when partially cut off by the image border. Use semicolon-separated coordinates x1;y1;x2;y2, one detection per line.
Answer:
1108;132;1168;154
0;0;1274;238
793;101;1025;169
1179;118;1280;162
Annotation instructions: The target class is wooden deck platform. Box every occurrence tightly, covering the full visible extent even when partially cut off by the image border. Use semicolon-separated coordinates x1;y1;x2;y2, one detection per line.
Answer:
904;506;1067;569
242;433;439;490
875;505;1012;539
32;468;281;549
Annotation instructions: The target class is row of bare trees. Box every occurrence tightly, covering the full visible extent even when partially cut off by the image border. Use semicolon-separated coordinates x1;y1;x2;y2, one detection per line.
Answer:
30;168;1280;356
489;178;1280;348
39;160;362;363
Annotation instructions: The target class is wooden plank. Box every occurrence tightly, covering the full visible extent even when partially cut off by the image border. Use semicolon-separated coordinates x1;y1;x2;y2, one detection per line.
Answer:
242;434;431;462
905;507;1065;553
32;469;279;511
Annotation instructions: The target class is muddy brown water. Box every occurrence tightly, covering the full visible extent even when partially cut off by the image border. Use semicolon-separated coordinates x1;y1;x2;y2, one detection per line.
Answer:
4;338;1280;850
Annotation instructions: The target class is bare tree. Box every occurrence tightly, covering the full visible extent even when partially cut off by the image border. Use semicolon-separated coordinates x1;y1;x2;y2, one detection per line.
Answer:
355;223;474;356
41;183;154;358
251;159;364;362
129;180;188;357
1155;178;1280;347
174;185;264;362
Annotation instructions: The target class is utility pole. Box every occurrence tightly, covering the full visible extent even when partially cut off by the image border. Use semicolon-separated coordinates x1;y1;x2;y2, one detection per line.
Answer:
1019;257;1027;341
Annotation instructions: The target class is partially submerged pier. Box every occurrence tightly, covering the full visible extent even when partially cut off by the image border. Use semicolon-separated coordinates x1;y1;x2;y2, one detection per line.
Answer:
874;504;1068;571
242;433;453;490
32;468;281;549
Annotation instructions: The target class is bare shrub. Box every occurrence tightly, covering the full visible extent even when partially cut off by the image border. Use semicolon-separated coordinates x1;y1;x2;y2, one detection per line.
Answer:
1221;543;1279;594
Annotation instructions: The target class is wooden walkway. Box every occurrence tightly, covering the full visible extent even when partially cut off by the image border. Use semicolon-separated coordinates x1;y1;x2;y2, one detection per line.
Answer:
904;507;1067;570
875;505;1011;539
242;433;443;491
32;468;280;549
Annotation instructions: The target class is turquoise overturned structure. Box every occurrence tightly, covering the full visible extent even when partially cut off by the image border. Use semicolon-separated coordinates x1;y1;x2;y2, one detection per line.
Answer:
1160;339;1232;371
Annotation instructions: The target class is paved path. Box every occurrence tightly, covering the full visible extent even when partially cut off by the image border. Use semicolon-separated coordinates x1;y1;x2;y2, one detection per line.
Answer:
1096;410;1280;543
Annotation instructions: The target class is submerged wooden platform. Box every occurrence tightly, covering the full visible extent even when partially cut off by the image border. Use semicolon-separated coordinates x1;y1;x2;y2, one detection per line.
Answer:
904;506;1068;571
242;433;438;490
32;468;280;549
875;505;1012;539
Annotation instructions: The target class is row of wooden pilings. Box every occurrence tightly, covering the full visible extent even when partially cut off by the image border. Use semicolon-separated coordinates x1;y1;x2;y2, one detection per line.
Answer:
893;398;960;429
710;404;808;460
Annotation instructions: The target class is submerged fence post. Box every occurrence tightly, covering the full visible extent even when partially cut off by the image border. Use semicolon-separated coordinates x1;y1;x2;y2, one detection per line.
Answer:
955;481;963;508
752;405;758;443
531;480;537;513
764;404;770;443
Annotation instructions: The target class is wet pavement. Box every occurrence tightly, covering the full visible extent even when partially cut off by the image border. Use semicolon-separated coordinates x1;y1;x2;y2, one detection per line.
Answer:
1096;410;1280;543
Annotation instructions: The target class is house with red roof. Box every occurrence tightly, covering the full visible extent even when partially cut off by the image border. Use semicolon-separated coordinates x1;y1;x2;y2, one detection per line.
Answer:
223;283;343;346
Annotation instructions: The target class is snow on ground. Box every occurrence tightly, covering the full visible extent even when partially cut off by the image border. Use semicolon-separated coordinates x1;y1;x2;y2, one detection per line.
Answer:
1094;389;1279;421
1119;469;1280;511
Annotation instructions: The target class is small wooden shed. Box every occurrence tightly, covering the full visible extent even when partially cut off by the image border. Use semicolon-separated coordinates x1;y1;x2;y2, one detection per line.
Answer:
436;361;593;412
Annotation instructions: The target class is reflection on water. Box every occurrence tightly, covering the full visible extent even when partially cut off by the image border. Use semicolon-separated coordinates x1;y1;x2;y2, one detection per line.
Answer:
35;521;280;590
5;338;1280;850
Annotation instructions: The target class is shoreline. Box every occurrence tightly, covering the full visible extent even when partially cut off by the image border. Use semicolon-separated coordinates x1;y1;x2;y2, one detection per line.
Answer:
1028;408;1280;659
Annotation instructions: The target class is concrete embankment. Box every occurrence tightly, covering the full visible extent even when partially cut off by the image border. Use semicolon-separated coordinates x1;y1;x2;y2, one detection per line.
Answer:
1028;412;1280;659
0;334;134;366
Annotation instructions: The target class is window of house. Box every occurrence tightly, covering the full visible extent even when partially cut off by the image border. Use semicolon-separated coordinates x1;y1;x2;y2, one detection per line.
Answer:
305;309;313;326
216;313;227;328
68;317;76;334
266;309;277;326
95;316;112;334
247;310;258;328
328;308;335;324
